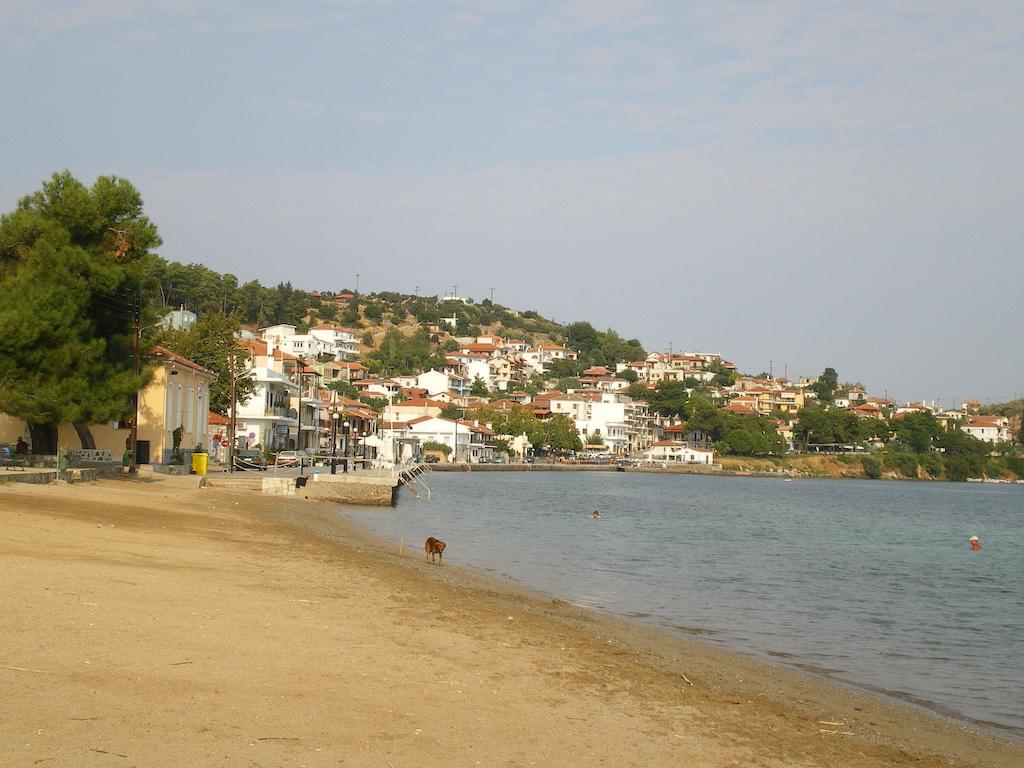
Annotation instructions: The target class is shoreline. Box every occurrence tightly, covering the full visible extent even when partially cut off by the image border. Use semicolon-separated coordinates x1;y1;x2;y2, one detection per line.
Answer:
2;476;1021;766
428;461;1024;483
334;495;1024;748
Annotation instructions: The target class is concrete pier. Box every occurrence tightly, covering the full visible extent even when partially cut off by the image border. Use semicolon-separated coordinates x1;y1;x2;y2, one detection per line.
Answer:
302;473;399;506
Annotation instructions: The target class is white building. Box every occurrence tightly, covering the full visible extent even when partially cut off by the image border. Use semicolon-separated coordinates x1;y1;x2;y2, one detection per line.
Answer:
548;392;653;455
416;369;470;397
233;364;299;451
261;323;360;362
642;442;715;465
160;307;197;331
962;416;1012;444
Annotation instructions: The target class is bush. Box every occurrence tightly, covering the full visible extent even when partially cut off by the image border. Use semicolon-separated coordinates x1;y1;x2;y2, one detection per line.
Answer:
421;440;451;456
861;455;881;479
944;456;971;482
897;453;919;478
920;452;944;478
1002;456;1024;480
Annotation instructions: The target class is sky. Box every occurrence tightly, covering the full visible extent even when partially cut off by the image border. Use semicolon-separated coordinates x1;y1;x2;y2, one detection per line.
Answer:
2;1;1022;405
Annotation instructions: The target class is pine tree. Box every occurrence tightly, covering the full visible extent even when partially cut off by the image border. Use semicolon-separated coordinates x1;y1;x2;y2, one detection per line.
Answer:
0;172;161;452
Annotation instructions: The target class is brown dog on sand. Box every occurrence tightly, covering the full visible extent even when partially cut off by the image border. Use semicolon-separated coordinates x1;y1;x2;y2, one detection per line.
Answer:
424;536;446;564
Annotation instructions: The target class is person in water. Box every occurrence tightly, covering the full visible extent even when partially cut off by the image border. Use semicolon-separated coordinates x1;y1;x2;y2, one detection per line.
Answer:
591;511;602;519
969;535;981;551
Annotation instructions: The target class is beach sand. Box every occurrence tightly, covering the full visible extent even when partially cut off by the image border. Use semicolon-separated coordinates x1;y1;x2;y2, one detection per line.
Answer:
1;476;1020;767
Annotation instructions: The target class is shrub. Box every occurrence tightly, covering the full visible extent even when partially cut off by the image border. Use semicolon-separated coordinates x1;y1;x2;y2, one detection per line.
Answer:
421;440;451;456
897;453;919;478
920;452;944;478
861;455;881;479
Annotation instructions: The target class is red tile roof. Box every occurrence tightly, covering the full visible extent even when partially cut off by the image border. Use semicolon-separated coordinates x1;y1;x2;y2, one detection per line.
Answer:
208;411;230;425
150;346;214;376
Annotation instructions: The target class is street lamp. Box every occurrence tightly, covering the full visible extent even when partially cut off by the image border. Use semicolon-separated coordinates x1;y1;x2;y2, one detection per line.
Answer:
331;411;340;475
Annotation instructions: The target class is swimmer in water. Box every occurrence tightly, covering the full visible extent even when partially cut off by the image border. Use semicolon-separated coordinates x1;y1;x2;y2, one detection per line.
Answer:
591;511;602;519
969;535;981;551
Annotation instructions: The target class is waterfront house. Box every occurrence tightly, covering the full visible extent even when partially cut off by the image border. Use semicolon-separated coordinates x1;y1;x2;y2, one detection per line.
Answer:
641;442;714;465
0;346;215;464
962;416;1012;444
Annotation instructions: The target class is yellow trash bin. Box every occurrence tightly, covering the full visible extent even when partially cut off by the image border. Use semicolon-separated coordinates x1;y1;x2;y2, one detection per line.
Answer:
191;452;208;475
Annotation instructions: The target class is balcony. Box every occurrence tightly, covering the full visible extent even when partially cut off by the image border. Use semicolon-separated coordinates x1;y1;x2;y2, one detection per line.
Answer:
265;406;298;419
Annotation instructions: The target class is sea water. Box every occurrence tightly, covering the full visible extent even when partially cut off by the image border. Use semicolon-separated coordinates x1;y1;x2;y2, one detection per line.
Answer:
344;473;1024;738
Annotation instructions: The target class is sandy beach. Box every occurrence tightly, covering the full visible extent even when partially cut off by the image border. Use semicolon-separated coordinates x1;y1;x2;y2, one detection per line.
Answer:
1;476;1020;767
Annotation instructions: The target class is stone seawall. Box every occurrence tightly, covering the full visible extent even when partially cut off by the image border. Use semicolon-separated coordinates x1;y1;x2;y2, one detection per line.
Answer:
0;467;114;485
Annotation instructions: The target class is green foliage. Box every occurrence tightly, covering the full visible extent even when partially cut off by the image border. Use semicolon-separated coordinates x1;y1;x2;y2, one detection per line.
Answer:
919;451;945;478
543;414;583;453
443;338;460;352
154;312;254;415
618;368;638;382
361;330;374;347
421;440;451;456
154;261;311;328
811;367;839;402
326;380;358;399
469;404;545;447
883;450;919;479
440;404;464;420
584;432;606;446
358;395;388;412
492;437;511;454
565;321;645;367
547;358;585;379
861;455;882;478
556;377;581;392
794;407;865;445
0;172;160;448
647;380;689;418
890;411;942;453
365;328;446;375
470;376;489;397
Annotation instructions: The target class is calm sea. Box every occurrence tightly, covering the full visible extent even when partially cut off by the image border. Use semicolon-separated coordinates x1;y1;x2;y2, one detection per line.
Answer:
342;472;1024;738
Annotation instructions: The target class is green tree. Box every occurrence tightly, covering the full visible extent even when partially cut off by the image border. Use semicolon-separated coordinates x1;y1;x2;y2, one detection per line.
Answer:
155;313;255;415
326;380;358;399
0;172;161;452
470;376;489;397
811;367;839;402
543;414;582;453
648;380;690;418
421;440;451;456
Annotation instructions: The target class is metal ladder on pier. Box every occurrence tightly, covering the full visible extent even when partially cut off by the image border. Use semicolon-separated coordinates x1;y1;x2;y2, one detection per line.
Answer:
398;462;431;500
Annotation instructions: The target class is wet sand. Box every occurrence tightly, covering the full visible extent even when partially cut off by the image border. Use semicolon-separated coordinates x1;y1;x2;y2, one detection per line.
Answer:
1;476;1020;767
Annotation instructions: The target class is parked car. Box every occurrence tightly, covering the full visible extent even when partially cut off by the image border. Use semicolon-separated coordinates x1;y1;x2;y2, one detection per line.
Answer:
274;450;309;468
233;449;267;471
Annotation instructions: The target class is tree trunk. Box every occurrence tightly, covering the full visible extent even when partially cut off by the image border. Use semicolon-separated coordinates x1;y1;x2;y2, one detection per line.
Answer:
73;422;96;449
27;423;58;455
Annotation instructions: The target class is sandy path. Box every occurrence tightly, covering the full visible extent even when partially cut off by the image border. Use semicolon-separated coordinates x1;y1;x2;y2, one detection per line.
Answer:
0;476;1020;767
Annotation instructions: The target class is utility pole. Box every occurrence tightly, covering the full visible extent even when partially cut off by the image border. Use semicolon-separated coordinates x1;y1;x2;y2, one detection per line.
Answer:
489;287;495;303
414;285;419;297
295;357;305;476
453;284;458;298
355;274;360;295
228;349;238;474
128;291;141;473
